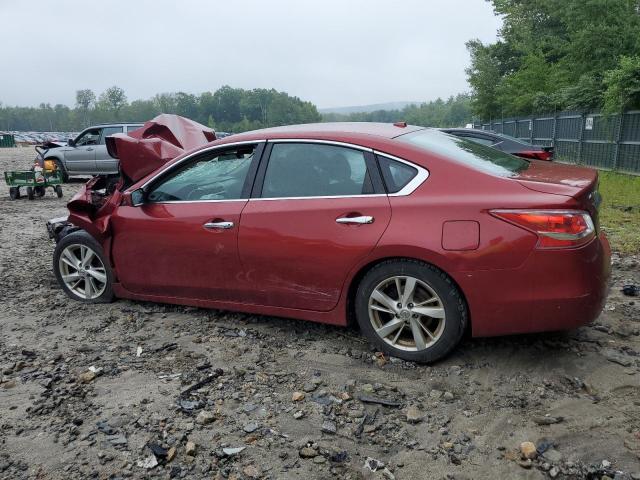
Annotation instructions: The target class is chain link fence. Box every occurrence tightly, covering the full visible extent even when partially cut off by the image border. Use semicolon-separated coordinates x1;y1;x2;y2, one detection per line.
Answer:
473;111;640;175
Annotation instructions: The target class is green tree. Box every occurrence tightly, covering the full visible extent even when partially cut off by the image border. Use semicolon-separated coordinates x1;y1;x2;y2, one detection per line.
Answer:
603;55;640;113
98;86;128;118
467;0;640;117
75;89;96;127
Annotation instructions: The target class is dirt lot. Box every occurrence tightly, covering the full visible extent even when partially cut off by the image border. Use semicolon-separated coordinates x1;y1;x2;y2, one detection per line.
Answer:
0;147;639;480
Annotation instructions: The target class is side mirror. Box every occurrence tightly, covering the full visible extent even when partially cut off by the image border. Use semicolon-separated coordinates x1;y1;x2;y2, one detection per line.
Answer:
130;188;145;207
67;138;76;147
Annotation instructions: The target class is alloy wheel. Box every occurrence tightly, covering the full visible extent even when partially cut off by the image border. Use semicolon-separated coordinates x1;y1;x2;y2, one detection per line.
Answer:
58;244;107;300
368;275;446;352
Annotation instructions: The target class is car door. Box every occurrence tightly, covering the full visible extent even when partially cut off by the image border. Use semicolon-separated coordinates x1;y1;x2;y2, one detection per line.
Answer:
237;141;391;311
65;128;100;173
95;126;124;174
110;142;263;301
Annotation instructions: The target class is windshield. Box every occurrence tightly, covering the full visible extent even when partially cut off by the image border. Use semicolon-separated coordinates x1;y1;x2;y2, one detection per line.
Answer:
398;129;530;176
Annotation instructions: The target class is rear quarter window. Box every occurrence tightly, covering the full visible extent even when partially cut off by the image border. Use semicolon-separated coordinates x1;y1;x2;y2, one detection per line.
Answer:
377;156;418;193
399;129;529;177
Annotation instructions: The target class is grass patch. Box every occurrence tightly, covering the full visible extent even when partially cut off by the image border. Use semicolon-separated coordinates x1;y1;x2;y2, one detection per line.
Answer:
598;171;640;254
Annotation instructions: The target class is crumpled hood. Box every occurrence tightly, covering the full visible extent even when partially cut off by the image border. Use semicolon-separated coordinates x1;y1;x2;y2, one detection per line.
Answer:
105;114;216;183
67;115;215;241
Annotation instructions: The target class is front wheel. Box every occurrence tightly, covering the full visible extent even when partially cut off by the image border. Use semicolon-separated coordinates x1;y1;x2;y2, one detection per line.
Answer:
26;186;34;200
9;187;20;200
35;186;46;197
53;230;115;303
355;259;468;363
55;185;63;198
52;159;69;183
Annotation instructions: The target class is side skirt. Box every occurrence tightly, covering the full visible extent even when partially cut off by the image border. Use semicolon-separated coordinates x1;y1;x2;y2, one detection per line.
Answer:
112;283;347;327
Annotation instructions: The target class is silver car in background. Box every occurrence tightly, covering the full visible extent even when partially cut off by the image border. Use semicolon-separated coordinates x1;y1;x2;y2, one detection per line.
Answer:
39;123;142;180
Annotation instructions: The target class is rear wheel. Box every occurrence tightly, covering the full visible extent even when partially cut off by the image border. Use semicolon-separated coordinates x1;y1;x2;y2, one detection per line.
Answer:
355;259;467;363
26;186;34;200
9;187;20;200
55;185;63;198
34;186;46;197
53;230;115;303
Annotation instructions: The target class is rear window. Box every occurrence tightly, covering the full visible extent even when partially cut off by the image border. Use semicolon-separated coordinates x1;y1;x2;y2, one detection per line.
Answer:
495;131;533;146
399;129;529;176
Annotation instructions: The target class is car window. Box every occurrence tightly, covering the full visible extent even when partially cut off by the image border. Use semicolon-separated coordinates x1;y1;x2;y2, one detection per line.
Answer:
147;145;256;202
100;126;124;145
495;132;533;146
377;156;418;193
463;136;496;147
127;125;142;133
75;129;101;146
261;143;374;198
399;129;529;176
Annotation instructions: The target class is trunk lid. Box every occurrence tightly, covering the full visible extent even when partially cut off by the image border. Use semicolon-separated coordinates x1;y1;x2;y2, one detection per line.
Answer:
515;160;601;219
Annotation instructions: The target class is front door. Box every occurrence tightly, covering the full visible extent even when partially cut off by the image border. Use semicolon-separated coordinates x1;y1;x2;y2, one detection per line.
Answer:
111;143;263;301
65;127;100;173
238;141;391;311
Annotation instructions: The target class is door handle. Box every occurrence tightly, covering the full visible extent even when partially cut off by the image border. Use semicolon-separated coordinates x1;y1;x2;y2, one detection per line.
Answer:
203;221;234;230
86;147;94;151
336;215;374;225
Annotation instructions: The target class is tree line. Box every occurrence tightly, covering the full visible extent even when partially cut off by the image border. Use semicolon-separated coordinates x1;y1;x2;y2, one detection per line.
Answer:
320;94;472;127
1;86;475;133
0;85;322;133
466;0;640;120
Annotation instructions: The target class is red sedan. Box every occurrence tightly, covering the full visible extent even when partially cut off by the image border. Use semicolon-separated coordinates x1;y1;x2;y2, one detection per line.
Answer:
49;119;611;363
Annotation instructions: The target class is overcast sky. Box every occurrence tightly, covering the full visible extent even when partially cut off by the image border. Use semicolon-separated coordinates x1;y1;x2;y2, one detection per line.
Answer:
0;0;501;109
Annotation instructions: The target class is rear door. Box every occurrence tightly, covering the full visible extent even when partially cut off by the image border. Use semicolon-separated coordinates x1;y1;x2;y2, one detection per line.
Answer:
111;142;263;301
95;126;124;174
237;141;391;311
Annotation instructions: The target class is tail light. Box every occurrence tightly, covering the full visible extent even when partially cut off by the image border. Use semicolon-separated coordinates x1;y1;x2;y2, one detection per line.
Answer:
491;209;595;249
516;150;553;161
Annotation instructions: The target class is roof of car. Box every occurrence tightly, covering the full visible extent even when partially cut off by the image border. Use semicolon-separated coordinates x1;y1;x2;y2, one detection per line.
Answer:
228;122;427;140
91;122;144;127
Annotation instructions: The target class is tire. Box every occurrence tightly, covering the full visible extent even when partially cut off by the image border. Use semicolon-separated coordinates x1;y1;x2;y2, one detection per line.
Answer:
55;185;63;198
9;187;20;200
34;186;46;197
53;230;115;303
355;259;467;363
52;158;69;183
26;186;34;200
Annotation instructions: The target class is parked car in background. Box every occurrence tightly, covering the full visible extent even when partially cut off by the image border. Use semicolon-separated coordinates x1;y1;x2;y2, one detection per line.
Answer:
441;128;554;161
37;123;143;180
47;119;610;363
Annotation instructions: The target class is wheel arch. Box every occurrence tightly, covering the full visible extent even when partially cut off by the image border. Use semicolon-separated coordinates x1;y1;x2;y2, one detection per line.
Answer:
44;152;64;163
344;254;471;334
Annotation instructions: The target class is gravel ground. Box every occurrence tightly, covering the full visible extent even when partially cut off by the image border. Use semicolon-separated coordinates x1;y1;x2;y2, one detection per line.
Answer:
1;147;639;480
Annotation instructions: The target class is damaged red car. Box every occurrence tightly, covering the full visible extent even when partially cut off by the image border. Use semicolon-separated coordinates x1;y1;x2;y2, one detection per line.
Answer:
47;115;611;363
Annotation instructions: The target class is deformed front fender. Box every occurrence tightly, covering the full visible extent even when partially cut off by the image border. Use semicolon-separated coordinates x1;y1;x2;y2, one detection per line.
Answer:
67;177;123;245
